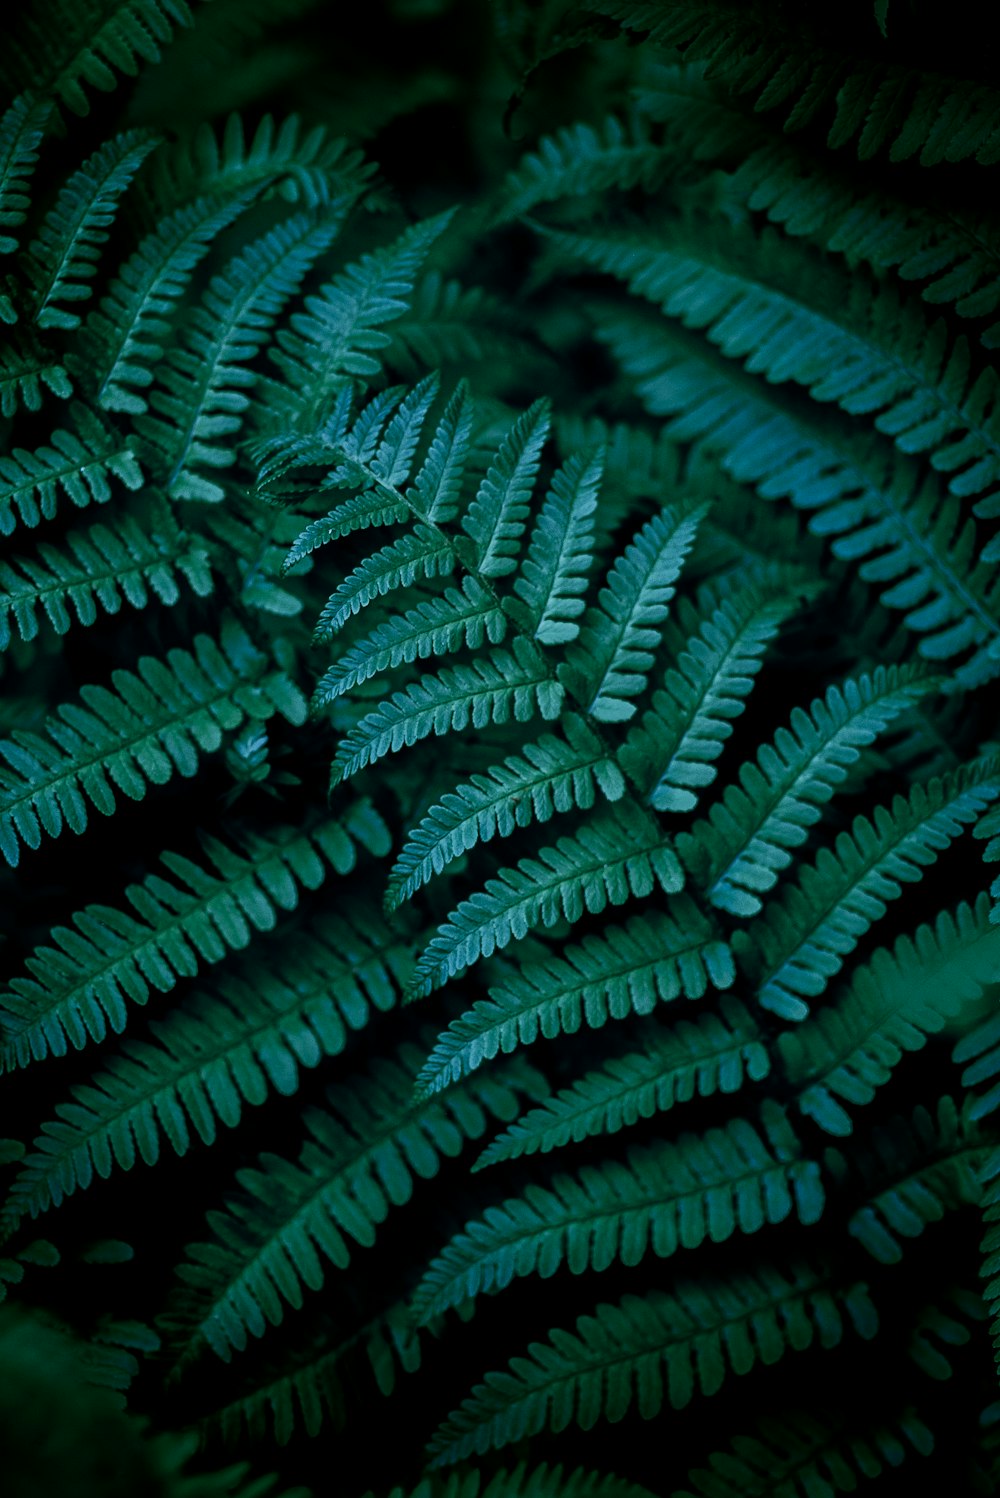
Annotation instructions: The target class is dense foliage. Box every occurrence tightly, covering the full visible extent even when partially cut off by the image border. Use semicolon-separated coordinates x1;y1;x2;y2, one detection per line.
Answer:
2;1;1000;1494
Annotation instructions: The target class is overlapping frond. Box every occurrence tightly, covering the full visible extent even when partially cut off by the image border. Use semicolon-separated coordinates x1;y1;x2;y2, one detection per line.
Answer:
428;1265;879;1464
165;1046;546;1361
475;998;769;1167
413;1104;822;1322
416;902;735;1095
0;618;305;866
0;806;386;1065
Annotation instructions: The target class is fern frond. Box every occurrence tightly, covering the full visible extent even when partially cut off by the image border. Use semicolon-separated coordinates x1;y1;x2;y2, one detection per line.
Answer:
313;578;506;712
166;1046;544;1361
386;715;624;911
408;801;684;1000
0;95;50;260
313;524;457;641
621;580;802;812
428;1265;878;1464
0;507;213;647
599;309;1000;683
84;193;252;414
495;115;666;224
738;758;1000;1020
592;0;1000;165
0;326;73;413
555;216;1000;510
5;1;199;117
138;214;343;502
331;638;565;788
563;501;707;722
677;664;938;917
24;131;158;330
779;896;1000;1136
151;113;372;214
0;619;305;867
2;912;408;1227
511;449;601;645
413;1105;823;1323
673;1407;934;1498
271;211;453;411
475;998;769;1167
0;404;143;534
0;809;385;1066
461;400;551;578
415;902;735;1095
834;1097;987;1264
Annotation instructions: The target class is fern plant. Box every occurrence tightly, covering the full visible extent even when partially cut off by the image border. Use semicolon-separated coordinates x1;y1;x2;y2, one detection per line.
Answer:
3;2;1000;1496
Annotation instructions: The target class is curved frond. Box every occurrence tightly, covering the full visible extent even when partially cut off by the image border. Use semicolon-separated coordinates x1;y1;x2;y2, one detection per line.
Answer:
779;897;1000;1136
165;1046;545;1362
1;912;408;1227
673;1407;934;1498
408;801;684;1000
0;507;213;647
475;998;769;1168
25;131;158;329
0;619;306;866
621;579;802;812
416;902;735;1095
413;1105;823;1323
738;758;1000;1019
0;405;143;534
0;807;385;1065
428;1265;879;1464
678;664;938;917
386;715;624;911
562;501;707;722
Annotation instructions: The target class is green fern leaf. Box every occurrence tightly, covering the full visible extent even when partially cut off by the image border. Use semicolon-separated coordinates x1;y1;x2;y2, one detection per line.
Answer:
1;912;408;1228
0;506;213;647
780;896;1000;1136
0;326;73;413
150;113;372;214
0;809;384;1066
563;501;707;722
495;115;665;224
621;579;802;812
271;211;453;409
511;448;601;645
737;757;1000;1020
0;94;50;260
138;213;343;502
832;1097;987;1264
673;1407;934;1498
427;1265;878;1464
461;400;551;578
165;1045;545;1361
413;1104;823;1323
313;524;457;641
677;664;939;917
408;801;684;1000
475;998;769;1167
386;714;624;911
599;308;1000;683
0;404;143;534
0;619;305;867
331;638;565;787
313;577;505;712
415;900;734;1094
25;131;158;330
6;1;199;117
84;193;252;414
